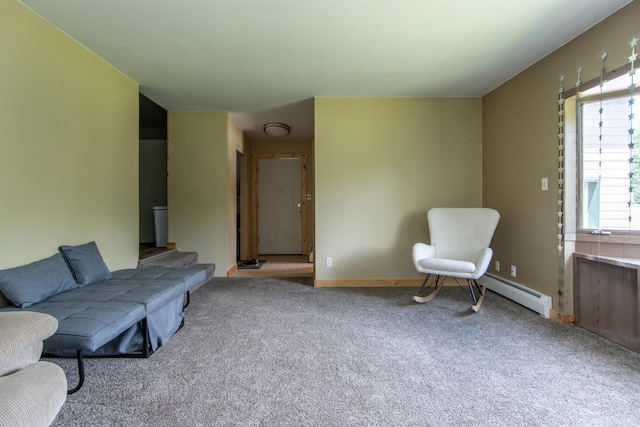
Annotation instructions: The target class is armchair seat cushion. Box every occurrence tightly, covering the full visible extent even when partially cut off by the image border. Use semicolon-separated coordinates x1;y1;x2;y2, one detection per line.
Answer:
0;311;58;376
417;258;476;275
0;312;67;426
0;359;67;427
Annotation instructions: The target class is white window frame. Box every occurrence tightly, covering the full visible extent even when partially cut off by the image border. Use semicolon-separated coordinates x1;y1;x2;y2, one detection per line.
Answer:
576;74;638;237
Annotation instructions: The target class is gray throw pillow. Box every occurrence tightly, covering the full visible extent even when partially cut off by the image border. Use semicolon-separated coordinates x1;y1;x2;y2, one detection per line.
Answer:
0;253;77;308
59;241;112;286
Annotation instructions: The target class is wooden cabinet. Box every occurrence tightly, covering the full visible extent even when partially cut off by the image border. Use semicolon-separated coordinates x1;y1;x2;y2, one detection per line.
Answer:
574;253;640;352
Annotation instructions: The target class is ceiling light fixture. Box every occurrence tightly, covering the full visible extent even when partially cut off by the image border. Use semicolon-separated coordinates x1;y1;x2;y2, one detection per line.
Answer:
263;122;290;137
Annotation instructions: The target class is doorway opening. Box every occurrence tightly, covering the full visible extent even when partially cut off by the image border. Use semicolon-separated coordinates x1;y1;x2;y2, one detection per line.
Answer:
139;94;169;260
236;151;243;262
231;142;314;278
231;150;314;278
253;154;308;257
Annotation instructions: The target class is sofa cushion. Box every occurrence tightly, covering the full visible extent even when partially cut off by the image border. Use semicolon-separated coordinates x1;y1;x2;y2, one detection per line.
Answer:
47;267;206;313
59;241;112;286
0;254;77;308
1;301;147;353
112;268;207;293
47;280;184;314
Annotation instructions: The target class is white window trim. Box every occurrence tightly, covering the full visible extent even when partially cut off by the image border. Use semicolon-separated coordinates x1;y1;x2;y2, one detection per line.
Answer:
576;77;636;234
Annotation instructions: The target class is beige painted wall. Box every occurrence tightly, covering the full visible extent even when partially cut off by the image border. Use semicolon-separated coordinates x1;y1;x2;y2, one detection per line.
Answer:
314;97;482;282
0;0;139;271
167;112;231;274
482;1;640;313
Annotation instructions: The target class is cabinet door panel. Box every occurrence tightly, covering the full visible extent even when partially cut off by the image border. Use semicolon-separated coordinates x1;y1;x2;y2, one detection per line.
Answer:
575;257;640;352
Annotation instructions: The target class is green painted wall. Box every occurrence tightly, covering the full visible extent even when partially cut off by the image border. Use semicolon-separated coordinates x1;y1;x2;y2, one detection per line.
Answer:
0;0;139;270
167;112;229;273
226;116;243;271
314;97;482;281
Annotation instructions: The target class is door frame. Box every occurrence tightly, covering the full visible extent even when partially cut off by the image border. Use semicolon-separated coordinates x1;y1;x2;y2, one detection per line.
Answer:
253;153;308;256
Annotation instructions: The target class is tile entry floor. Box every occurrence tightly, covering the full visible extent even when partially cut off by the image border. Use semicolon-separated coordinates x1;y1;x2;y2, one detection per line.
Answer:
230;255;314;278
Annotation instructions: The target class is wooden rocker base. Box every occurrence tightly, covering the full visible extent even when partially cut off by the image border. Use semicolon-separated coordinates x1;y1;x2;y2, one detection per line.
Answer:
470;285;487;312
413;283;443;304
413;277;486;313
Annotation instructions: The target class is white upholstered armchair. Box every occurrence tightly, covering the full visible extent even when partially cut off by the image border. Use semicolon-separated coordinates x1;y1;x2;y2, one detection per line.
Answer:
0;312;67;426
412;208;500;312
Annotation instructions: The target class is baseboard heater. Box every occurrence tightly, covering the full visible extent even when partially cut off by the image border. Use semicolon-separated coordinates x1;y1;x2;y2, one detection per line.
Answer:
478;273;552;318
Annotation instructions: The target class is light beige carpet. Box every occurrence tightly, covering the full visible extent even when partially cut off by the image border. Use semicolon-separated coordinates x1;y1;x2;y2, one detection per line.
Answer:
50;277;640;426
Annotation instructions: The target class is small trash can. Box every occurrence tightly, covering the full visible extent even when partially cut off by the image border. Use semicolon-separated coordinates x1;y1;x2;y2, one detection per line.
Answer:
153;206;167;247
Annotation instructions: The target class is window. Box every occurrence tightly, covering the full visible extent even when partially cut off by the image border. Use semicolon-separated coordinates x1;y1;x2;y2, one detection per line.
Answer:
577;75;637;231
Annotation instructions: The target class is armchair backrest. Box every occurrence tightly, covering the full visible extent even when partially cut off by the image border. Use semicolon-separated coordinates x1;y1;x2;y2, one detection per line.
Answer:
428;208;500;263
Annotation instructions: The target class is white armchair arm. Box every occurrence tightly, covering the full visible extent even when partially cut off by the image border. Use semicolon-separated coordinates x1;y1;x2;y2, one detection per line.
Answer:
471;247;493;279
412;243;435;272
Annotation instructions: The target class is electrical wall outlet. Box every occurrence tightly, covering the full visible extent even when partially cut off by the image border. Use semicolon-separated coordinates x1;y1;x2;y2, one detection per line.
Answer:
541;177;548;191
326;257;332;267
510;265;517;277
495;260;500;272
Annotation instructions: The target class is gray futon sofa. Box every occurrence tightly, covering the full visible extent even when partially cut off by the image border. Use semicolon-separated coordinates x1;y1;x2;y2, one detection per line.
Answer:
0;242;207;393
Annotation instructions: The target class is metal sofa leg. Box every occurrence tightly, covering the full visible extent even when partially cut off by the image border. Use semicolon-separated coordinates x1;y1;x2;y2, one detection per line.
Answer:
140;318;152;358
67;350;85;394
183;291;191;309
64;318;154;394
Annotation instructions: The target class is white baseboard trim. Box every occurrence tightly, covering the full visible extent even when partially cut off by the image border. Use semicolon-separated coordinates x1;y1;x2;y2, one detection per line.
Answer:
479;273;552;318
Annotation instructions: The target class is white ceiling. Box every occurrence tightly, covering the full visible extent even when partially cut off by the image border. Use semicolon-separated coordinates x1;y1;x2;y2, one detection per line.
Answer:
20;0;632;141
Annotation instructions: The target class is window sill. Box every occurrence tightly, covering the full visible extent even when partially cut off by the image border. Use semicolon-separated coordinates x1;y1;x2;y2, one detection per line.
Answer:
572;232;640;245
574;252;640;269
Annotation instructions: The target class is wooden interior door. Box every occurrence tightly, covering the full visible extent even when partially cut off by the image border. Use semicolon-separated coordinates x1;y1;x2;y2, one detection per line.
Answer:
257;157;303;254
